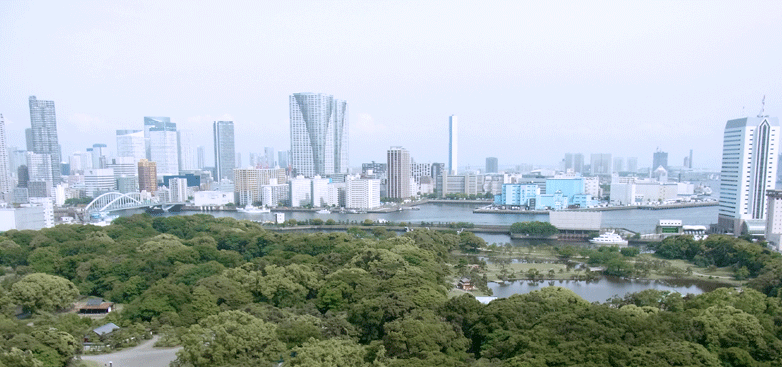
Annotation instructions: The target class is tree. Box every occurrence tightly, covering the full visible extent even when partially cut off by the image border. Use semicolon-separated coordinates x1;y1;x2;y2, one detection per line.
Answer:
288;338;373;367
10;273;79;313
177;310;286;367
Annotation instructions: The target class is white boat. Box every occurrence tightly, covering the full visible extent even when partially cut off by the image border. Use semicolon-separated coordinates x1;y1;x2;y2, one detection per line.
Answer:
237;205;271;214
316;209;331;214
589;231;629;246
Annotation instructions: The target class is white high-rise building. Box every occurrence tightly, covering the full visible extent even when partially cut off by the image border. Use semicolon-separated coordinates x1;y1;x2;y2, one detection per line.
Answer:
144;117;179;177
312;175;330;207
718;115;780;235
116;129;146;162
214;121;236;182
290;93;348;177
0;114;11;194
346;178;380;210
169;177;188;203
289;175;312;207
26;152;53;182
84;168;116;197
28;96;62;183
449;115;458;175
387;147;411;199
177;129;197;171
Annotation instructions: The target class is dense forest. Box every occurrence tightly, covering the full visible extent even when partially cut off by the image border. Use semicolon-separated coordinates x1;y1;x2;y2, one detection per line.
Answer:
1;214;782;366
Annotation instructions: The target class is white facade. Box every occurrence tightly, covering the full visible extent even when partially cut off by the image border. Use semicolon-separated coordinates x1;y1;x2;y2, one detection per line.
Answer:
449;115;457;175
327;182;345;207
149;129;179;177
346;178;380;210
177;130;197;171
765;191;782;250
106;157;137;178
289;176;312;207
194;191;233;206
261;184;289;207
84;168;116;197
0;114;11;194
116;130;146;162
26;151;53;182
290;93;348;177
233;168;288;206
584;176;599;198
718;116;780;233
169;177;188;203
312;176;329;207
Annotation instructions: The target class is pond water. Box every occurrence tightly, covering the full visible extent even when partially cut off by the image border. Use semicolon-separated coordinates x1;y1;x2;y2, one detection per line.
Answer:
487;277;726;303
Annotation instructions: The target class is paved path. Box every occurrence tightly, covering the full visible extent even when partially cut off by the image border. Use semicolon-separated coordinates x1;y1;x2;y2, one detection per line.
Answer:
81;336;181;367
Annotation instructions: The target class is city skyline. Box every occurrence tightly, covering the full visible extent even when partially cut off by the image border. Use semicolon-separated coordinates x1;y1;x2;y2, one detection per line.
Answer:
2;2;780;170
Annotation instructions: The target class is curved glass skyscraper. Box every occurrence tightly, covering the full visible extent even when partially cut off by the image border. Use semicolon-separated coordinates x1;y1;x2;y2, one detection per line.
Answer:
289;93;348;177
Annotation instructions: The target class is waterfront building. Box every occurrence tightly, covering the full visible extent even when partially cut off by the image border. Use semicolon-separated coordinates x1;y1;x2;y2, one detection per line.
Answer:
652;149;668;171
262;183;289;207
590;153;612;175
346;178;381;209
145;118;178;177
387;147;411;199
213;121;236;182
233;168;287;206
718;115;780;235
137;159;157;193
177;129;197;171
289;175;313;207
312;175;330;207
168;177;188;203
116;130;146;162
449;115;458;175
84;168;115;197
438;172;480;197
194;191;233;207
28;96;62;183
290;93;348;177
485;157;498;174
0;115;10;195
495;184;539;206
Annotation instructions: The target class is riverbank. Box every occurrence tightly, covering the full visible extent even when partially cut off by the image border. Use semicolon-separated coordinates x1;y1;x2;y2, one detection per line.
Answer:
473;200;718;214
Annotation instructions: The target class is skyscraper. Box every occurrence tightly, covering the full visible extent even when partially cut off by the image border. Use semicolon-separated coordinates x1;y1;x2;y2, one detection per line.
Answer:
138;159;157;193
28;96;62;183
449;115;458;175
486;157;498;173
144;117;178;176
116;130;146;162
652;149;668;171
177;129;197;171
213;121;236;181
289;93;348;177
387;147;411;199
92;144;107;169
0;114;10;193
718;115;780;234
573;153;584;174
627;157;638;173
590;153;612;175
196;146;205;169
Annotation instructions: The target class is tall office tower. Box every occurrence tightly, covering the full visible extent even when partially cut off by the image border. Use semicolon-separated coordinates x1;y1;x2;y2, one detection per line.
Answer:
563;153;574;171
590;153;612;175
17;165;29;188
289;93;348;177
92;144;107;169
264;147;275;168
168;177;188;203
137;159;158;193
0;115;11;193
652;149;668;171
573;153;584;173
144;117;178;176
718;115;780;234
196;146;205;169
613;157;624;173
26;152;53;182
25;128;33;151
387;147;411;199
278;150;289;169
449;115;458;175
116;130;145;162
689;149;693;169
627;157;638;173
177;130;197;171
237;153;242;168
486;157;498;173
84;148;94;170
28;96;62;183
213;121;236;181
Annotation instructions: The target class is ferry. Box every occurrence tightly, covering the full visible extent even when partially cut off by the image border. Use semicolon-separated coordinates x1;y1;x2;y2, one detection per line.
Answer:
237;205;271;214
316;209;331;214
589;231;629;246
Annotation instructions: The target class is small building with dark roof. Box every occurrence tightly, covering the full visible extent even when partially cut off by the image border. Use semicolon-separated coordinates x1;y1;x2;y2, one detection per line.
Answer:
78;299;114;314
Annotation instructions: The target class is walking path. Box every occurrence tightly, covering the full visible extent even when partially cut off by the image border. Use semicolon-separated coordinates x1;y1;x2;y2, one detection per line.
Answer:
80;336;180;367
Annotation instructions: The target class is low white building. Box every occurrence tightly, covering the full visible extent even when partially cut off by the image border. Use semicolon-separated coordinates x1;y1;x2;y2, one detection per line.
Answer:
346;178;381;210
194;191;233;206
289;176;312;207
168;178;188;203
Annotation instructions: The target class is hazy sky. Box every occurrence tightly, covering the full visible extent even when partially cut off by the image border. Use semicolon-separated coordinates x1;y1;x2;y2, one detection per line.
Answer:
2;1;781;171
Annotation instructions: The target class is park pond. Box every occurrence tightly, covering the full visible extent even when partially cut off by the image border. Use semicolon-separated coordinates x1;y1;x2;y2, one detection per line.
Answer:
486;276;725;303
